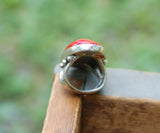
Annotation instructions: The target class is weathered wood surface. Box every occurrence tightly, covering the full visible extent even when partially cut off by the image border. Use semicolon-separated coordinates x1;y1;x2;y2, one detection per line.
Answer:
83;68;160;133
43;66;160;133
42;74;82;133
83;95;160;133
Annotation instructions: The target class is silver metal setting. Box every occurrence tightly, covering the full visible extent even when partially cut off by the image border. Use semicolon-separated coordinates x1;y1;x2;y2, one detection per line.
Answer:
60;43;106;94
61;44;104;61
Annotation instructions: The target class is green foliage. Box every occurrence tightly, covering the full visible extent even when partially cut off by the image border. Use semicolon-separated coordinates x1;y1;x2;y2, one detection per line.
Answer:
0;0;160;132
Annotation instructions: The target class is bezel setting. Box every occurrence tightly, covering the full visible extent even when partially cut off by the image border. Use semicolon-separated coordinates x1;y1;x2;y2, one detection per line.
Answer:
59;39;106;94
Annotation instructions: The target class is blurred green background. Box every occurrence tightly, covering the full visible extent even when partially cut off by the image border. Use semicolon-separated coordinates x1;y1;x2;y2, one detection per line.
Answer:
0;0;160;132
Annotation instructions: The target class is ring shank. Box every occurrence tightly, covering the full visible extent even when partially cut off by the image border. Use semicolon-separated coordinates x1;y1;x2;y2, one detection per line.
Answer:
60;56;106;94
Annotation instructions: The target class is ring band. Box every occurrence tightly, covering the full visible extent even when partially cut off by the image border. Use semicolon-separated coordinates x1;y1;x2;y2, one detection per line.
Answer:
60;39;106;94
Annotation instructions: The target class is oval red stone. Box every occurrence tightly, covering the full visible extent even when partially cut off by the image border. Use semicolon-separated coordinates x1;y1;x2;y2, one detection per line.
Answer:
65;39;102;51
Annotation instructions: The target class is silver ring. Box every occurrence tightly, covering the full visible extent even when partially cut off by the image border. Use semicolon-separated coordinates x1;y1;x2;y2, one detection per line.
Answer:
59;39;107;94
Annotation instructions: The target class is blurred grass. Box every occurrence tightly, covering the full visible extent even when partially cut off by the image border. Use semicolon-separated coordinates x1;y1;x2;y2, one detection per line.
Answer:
0;0;160;132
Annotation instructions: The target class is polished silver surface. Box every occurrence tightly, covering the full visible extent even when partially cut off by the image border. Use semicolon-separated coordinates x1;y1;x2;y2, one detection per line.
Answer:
61;44;104;61
60;44;106;94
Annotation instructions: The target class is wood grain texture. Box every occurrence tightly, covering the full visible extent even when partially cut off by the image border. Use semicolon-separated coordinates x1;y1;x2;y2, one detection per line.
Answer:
82;95;160;133
43;66;160;133
42;74;82;133
82;68;160;133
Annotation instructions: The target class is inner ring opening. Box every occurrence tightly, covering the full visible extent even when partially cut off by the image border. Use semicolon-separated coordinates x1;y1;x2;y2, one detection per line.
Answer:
67;56;104;91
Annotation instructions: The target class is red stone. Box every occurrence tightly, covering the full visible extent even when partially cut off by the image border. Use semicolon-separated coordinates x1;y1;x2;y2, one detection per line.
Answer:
65;39;102;51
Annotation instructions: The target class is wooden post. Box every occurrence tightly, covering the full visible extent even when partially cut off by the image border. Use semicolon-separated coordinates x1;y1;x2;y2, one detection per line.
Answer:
42;66;82;133
43;66;160;133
